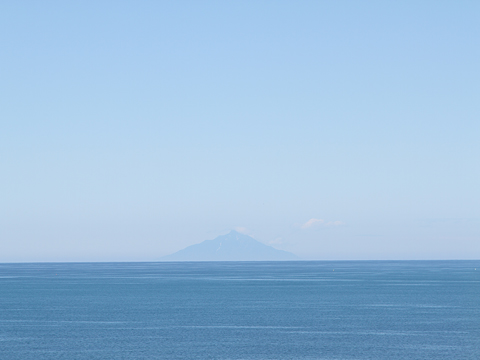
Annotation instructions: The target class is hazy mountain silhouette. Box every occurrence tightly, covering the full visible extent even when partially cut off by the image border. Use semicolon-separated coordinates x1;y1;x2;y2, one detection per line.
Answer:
161;231;297;261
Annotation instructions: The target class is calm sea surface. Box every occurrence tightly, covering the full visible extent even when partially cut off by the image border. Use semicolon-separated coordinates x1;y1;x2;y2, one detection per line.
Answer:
0;261;479;359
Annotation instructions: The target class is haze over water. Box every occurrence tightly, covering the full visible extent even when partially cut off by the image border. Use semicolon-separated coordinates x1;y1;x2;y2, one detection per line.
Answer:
1;261;479;359
1;2;479;358
2;1;480;261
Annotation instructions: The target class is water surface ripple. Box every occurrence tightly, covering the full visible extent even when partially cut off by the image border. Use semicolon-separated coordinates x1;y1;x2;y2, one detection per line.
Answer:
0;261;479;359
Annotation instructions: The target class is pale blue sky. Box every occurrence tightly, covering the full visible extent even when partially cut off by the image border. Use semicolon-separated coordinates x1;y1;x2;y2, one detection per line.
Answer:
1;1;479;261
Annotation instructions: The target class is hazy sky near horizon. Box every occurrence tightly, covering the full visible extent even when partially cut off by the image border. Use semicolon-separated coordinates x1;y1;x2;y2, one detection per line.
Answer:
1;1;479;261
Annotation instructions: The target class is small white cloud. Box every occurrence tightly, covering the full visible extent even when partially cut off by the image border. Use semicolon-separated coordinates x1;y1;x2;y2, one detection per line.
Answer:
301;218;324;229
301;218;345;229
234;227;249;234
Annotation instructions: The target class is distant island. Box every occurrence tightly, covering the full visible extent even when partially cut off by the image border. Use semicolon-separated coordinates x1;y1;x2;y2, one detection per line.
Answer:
161;230;297;261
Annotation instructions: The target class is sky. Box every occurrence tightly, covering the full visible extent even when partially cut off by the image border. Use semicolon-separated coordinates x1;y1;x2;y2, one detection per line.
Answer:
1;1;479;261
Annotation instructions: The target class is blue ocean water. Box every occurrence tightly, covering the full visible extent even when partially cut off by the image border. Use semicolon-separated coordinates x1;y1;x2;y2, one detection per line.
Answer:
0;261;479;359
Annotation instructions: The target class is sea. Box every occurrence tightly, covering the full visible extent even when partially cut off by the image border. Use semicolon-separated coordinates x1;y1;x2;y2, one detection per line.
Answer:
0;261;479;360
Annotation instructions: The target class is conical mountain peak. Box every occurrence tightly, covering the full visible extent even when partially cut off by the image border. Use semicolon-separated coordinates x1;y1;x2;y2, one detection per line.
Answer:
162;231;297;261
